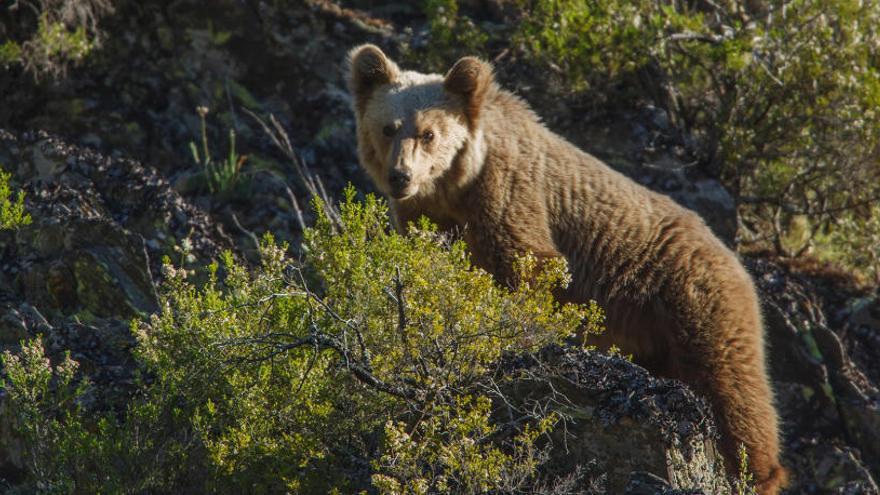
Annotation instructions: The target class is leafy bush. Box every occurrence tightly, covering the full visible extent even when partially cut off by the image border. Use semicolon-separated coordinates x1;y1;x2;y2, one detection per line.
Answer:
0;166;31;230
1;339;177;494
1;190;601;493
0;341;86;492
512;0;660;93
0;0;113;79
419;0;880;282
402;0;489;70
816;204;880;286
372;396;558;495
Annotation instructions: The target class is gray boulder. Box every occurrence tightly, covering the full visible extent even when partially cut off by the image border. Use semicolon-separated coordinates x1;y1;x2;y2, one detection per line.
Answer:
499;345;731;494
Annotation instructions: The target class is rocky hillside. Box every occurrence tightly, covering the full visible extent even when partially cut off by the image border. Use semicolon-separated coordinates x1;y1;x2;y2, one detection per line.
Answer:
1;1;879;493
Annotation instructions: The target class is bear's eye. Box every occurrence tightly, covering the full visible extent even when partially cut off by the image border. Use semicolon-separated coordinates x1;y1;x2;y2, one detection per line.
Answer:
421;130;434;144
382;124;396;137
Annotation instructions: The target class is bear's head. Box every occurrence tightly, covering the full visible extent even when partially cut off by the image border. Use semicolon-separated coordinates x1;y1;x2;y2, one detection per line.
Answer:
347;44;493;200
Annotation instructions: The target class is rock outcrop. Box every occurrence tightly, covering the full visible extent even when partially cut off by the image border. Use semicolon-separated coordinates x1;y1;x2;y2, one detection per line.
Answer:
0;130;233;476
752;258;880;493
501;346;729;494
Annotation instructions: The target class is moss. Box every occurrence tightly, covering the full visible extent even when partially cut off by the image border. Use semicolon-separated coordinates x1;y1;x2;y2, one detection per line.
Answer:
801;386;815;401
73;254;133;318
71;308;99;325
156;25;174;51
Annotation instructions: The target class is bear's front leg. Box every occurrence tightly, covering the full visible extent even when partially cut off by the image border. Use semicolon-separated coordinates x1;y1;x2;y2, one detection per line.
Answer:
389;200;459;237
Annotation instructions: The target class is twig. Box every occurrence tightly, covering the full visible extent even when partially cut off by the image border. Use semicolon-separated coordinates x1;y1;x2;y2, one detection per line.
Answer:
667;31;726;44
220;327;419;401
139;234;161;305
231;212;261;256
243;107;341;226
283;184;307;232
393;267;407;336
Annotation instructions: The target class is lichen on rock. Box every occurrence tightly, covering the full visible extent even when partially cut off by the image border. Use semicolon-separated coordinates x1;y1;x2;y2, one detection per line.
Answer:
499;345;730;494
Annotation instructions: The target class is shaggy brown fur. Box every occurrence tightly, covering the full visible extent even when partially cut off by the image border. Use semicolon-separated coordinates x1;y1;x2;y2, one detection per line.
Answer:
347;44;788;494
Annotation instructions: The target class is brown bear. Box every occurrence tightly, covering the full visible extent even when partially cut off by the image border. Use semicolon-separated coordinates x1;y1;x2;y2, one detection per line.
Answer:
347;44;787;494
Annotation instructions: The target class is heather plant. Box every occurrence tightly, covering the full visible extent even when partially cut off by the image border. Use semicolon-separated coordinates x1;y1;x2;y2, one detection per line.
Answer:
512;0;661;93
372;396;559;495
734;443;758;495
1;340;204;494
1;190;601;493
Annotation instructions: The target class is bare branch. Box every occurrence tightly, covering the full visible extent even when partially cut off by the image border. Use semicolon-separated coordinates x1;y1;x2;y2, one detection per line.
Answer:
242;107;340;227
230;212;260;256
667;31;726;44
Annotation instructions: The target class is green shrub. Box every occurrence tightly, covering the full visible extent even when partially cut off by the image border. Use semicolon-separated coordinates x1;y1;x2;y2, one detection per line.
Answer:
512;0;661;93
1;341;87;493
1;0;113;80
518;1;880;260
1;189;601;493
0;166;31;230
403;0;489;71
372;396;558;495
1;339;180;494
419;0;880;281
699;2;880;264
815;204;880;285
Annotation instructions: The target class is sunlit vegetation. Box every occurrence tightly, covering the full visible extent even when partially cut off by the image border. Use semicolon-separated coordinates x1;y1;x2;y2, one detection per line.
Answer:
416;0;880;283
1;190;601;493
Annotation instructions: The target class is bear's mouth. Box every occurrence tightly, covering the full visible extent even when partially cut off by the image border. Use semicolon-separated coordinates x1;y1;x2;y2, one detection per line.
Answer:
389;183;418;200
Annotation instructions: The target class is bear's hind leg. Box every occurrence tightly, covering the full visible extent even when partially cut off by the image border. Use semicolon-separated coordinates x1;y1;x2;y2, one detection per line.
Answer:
675;339;787;495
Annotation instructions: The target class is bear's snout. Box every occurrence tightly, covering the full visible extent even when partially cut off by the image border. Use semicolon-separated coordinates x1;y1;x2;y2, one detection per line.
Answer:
388;168;413;197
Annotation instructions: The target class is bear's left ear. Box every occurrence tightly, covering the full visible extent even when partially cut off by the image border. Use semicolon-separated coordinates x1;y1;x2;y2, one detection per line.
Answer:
443;56;494;130
348;44;400;114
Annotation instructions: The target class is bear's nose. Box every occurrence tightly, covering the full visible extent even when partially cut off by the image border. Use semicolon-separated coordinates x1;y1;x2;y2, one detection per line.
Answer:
389;169;411;190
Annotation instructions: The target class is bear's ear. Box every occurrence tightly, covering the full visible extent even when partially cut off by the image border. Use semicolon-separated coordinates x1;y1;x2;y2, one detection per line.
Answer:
347;44;400;114
443;56;493;129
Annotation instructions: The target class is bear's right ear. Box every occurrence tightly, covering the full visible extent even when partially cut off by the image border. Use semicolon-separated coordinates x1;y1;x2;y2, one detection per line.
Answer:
444;56;493;130
347;44;400;114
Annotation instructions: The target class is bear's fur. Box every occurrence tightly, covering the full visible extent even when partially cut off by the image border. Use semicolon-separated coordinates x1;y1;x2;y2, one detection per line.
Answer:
347;44;787;494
